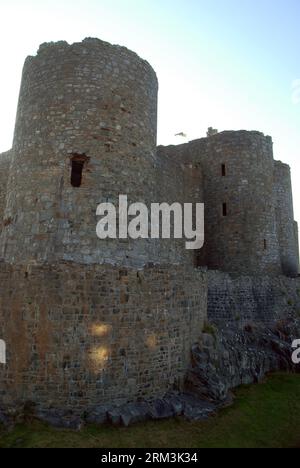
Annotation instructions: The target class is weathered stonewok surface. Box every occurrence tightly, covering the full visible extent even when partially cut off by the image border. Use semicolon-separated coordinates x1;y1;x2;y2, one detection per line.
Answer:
1;317;299;429
186;317;300;403
0;37;299;430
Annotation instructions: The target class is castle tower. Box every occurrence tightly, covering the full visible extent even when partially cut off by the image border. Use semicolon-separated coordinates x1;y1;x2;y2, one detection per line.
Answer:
197;131;282;275
274;161;299;276
0;38;158;266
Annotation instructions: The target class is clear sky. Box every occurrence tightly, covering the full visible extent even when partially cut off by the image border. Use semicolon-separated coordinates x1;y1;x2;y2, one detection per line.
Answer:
0;0;299;223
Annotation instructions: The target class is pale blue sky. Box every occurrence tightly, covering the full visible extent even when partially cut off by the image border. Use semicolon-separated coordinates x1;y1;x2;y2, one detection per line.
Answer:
0;0;299;222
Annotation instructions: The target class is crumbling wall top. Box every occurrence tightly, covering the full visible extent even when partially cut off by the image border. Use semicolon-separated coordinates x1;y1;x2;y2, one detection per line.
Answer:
24;38;158;86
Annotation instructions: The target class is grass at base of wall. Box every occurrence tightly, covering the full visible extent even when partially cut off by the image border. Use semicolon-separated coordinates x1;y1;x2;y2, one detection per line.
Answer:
0;373;300;448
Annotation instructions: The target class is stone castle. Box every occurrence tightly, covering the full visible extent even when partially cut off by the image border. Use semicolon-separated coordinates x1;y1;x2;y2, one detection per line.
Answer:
0;38;299;419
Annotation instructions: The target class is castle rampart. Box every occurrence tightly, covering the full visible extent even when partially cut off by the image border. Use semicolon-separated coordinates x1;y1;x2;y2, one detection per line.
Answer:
0;38;299;416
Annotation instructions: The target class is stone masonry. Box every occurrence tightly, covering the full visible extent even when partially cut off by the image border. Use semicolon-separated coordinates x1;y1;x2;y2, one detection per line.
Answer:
0;263;206;409
0;38;299;417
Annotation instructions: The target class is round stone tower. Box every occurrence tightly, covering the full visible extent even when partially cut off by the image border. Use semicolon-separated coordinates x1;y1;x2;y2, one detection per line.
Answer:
1;38;158;266
198;131;282;275
274;161;299;277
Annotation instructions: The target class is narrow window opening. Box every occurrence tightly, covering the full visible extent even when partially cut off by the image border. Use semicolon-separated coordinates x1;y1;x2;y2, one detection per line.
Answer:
70;154;89;188
264;239;267;250
71;160;84;187
221;163;226;177
222;203;227;217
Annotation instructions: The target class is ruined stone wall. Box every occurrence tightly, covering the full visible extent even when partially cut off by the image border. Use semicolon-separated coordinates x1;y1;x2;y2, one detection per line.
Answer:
159;131;282;275
0;38;161;267
0;262;207;410
207;270;300;325
0;151;12;233
274;161;299;276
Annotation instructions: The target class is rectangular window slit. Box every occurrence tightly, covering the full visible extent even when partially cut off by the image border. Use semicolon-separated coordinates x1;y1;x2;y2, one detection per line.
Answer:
222;203;227;217
264;239;267;250
71;160;84;187
221;164;226;176
70;153;89;187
